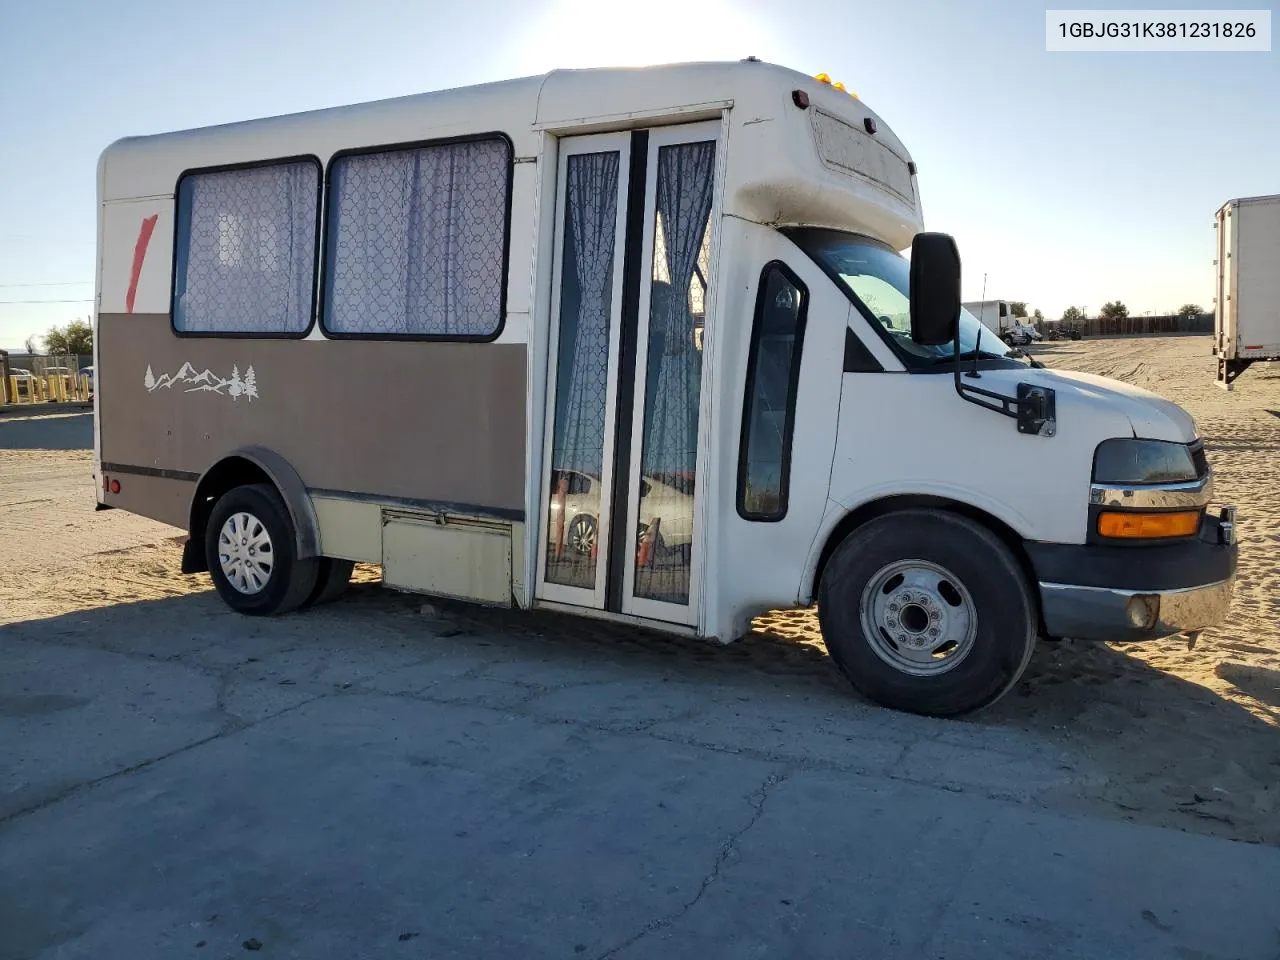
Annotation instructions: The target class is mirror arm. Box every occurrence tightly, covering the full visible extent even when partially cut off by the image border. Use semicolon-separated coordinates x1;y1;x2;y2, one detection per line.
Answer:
952;322;1057;436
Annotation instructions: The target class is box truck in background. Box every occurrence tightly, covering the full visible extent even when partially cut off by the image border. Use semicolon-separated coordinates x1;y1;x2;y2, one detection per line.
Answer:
1214;195;1280;389
962;300;1039;346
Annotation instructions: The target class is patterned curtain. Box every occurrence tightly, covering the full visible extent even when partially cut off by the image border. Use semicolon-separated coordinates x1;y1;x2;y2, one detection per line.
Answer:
325;139;509;336
641;141;716;478
174;161;318;334
553;152;620;477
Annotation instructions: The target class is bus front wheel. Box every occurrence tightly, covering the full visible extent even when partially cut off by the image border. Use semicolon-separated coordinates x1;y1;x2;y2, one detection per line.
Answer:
817;509;1036;717
205;483;320;616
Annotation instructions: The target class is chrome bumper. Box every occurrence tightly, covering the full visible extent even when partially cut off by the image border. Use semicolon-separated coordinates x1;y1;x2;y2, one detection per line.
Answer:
1039;577;1235;642
1037;505;1237;642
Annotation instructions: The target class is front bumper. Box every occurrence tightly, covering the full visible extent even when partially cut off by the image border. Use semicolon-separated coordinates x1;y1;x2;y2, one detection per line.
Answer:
1032;507;1238;642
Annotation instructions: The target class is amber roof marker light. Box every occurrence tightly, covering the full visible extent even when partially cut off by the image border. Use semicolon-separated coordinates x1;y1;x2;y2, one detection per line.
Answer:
813;73;859;99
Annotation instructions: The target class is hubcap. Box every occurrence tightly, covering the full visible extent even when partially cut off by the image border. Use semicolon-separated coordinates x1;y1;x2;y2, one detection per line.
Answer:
217;511;274;595
569;516;596;555
859;559;976;676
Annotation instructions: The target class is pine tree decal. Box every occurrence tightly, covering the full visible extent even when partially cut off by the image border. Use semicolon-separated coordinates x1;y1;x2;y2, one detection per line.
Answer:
229;365;243;400
144;365;155;390
243;366;258;401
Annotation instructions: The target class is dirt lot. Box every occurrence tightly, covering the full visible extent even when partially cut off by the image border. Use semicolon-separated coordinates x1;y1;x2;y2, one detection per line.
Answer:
1;337;1278;958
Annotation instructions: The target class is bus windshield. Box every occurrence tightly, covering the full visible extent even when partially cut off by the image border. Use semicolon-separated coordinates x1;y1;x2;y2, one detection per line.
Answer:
786;228;1013;369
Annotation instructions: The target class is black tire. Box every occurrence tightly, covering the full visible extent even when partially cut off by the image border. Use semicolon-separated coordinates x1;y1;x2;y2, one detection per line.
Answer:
817;509;1036;717
306;558;354;607
205;483;319;616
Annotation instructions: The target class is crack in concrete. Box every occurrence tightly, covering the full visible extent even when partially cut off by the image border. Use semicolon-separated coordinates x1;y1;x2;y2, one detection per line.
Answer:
594;770;789;959
2;634;1058;834
0;691;333;828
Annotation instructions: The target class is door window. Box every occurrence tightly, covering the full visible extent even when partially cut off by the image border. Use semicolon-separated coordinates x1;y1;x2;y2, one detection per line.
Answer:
738;263;808;520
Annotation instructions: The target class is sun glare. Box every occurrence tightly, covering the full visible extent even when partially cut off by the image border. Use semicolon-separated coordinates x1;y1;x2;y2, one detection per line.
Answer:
509;0;777;74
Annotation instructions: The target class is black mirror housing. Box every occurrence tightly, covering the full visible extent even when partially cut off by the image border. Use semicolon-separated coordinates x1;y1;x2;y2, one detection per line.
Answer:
909;232;961;346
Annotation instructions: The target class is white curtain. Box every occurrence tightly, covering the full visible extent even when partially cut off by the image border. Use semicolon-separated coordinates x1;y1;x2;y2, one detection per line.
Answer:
640;141;716;478
175;161;317;334
552;151;620;477
324;139;509;337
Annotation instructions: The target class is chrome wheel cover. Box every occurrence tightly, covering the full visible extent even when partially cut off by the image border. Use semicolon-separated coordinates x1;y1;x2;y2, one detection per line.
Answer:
859;559;977;677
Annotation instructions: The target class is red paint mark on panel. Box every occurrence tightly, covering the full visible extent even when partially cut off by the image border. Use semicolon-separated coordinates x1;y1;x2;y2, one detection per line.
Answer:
126;214;159;314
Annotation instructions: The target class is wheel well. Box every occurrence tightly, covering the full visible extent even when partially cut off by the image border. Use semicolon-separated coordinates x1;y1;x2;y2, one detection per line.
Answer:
182;457;272;573
811;495;1043;631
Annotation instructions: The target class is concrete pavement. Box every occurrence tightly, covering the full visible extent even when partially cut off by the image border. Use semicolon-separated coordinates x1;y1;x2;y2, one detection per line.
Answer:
2;590;1277;960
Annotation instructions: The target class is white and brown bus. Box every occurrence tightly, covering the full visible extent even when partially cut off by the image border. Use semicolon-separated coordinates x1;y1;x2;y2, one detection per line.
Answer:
94;61;1236;715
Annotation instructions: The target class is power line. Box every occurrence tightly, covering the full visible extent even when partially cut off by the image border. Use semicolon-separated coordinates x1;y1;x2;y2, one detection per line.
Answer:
0;298;94;304
0;281;93;288
0;236;95;244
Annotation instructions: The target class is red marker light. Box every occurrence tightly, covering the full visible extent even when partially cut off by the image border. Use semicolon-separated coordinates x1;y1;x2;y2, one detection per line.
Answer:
110;479;121;494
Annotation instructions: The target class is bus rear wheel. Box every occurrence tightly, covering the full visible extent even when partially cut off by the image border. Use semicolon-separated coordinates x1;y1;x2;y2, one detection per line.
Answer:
817;509;1036;717
205;483;319;616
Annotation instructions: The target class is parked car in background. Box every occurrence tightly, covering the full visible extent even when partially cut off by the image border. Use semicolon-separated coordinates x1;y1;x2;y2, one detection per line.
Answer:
81;366;95;390
11;367;34;378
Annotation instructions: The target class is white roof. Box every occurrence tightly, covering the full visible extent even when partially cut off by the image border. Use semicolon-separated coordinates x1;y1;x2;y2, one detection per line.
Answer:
100;60;923;247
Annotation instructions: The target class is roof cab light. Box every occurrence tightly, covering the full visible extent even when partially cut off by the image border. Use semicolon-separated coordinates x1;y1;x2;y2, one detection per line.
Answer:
813;73;858;98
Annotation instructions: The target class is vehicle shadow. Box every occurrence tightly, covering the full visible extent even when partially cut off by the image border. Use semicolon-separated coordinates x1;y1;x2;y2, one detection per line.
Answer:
1215;661;1280;709
0;413;93;450
4;581;1277;845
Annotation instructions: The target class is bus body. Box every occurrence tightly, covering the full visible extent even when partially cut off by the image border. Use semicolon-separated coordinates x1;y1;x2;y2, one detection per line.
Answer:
94;61;1236;715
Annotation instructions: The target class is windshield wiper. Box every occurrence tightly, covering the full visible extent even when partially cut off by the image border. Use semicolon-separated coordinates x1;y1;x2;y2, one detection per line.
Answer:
931;350;1010;365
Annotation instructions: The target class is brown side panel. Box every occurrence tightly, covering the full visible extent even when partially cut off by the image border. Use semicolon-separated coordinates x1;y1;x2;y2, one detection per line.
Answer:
110;473;196;530
99;314;528;514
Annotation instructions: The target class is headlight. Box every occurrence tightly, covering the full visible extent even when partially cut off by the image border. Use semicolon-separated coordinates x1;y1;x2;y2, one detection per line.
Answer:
1092;439;1199;485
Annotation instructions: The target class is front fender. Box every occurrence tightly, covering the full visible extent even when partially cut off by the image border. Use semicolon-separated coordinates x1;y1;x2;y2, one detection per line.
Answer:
798;486;1038;605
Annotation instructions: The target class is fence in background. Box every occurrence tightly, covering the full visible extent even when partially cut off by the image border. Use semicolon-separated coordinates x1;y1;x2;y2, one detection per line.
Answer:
1037;313;1214;338
3;354;92;406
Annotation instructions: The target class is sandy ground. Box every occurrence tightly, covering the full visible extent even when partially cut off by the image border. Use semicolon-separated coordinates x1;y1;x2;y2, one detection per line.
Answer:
1;336;1277;850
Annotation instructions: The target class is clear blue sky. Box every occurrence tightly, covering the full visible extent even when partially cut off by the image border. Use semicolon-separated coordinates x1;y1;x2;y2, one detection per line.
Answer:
1;0;1275;350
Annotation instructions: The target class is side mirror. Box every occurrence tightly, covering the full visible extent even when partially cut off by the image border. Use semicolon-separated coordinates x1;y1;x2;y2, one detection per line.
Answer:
909;232;961;346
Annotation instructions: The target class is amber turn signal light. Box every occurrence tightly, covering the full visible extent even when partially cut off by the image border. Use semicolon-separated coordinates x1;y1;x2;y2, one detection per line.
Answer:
1097;510;1200;539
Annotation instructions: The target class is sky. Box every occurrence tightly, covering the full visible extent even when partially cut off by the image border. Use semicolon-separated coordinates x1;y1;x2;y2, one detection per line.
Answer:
0;0;1276;350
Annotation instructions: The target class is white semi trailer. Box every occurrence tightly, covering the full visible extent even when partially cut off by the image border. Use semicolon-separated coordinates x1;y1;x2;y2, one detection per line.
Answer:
962;300;1038;345
1214;195;1280;389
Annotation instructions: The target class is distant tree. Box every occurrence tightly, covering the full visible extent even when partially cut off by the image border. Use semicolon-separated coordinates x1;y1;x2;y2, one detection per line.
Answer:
43;319;93;356
1099;301;1129;322
1175;303;1203;320
1031;308;1044;323
1008;301;1028;318
1061;306;1085;324
23;334;39;355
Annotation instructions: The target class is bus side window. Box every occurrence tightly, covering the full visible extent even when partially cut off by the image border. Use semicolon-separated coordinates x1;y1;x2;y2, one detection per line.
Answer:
737;263;808;521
